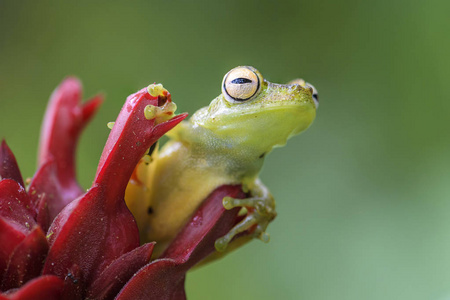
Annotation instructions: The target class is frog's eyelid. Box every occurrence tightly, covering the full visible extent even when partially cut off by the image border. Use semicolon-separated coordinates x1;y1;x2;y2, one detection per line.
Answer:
224;79;259;102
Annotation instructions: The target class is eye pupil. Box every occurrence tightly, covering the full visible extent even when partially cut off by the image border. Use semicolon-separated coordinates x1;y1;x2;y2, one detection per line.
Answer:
231;78;253;84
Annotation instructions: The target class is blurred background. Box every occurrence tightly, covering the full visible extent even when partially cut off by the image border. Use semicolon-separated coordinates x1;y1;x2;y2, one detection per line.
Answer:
1;0;449;299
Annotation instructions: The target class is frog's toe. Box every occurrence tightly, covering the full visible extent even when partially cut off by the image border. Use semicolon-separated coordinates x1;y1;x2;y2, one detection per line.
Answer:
222;196;237;210
254;219;271;243
215;213;259;252
214;208;275;252
216;192;276;252
222;196;274;216
214;236;230;252
258;231;270;243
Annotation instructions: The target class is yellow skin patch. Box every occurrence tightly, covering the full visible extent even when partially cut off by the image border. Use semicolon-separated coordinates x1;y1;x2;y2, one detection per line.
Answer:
125;66;317;256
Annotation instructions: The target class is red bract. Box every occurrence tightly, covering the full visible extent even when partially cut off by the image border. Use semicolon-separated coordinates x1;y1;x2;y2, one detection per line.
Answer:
0;78;250;300
31;77;103;225
116;185;246;300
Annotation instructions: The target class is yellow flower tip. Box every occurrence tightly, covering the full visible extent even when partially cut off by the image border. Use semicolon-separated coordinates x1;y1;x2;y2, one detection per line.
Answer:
107;122;115;129
144;105;157;120
144;100;179;124
165;101;177;114
142;154;152;164
147;83;168;97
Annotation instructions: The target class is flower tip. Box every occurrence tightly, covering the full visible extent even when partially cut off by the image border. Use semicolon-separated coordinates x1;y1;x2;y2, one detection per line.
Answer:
0;140;7;155
1;139;10;152
62;76;82;87
54;76;83;99
81;94;104;125
0;139;24;186
147;83;167;98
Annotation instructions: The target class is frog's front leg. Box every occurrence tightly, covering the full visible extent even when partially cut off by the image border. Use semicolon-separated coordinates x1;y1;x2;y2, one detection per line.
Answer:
215;178;276;252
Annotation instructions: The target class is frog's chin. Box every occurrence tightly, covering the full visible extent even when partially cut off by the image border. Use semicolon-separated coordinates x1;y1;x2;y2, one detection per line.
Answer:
290;106;316;135
239;103;316;136
196;103;315;154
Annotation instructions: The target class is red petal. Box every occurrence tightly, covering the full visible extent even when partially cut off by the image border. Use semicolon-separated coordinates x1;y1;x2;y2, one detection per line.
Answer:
0;174;39;285
32;77;103;221
0;141;24;187
115;259;185;300
116;185;246;300
35;189;51;233
38;77;103;176
28;162;66;230
42;87;186;290
1;227;48;291
0;218;26;283
0;180;35;232
94;88;187;201
161;185;245;266
61;264;83;300
0;158;36;282
87;243;154;300
1;275;64;300
42;186;131;287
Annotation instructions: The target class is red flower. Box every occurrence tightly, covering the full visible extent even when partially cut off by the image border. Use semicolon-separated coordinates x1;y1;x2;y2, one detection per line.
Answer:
0;78;249;300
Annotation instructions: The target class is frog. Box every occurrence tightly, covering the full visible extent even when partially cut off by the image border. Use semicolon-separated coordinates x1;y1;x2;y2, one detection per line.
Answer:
125;66;318;256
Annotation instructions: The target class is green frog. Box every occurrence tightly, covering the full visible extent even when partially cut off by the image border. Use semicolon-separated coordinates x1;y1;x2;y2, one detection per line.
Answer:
125;66;318;256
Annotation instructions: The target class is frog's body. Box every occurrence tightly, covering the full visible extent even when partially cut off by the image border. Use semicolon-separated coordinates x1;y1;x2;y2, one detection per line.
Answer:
125;66;318;256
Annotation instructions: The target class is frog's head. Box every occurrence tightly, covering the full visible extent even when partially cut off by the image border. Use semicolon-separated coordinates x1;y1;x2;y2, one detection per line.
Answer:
191;66;317;155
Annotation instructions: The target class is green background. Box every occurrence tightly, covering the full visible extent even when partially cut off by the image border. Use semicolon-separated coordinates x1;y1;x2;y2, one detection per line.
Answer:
1;1;449;299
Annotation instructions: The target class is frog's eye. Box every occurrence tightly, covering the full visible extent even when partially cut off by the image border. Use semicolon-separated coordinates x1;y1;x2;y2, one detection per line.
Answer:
288;78;319;109
222;66;262;103
306;83;319;109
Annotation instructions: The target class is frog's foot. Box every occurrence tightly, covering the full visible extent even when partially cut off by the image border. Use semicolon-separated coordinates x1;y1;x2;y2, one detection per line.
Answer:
215;195;276;252
222;196;275;216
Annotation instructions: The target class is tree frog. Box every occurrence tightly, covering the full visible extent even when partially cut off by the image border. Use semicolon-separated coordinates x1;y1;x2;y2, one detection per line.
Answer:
125;66;318;256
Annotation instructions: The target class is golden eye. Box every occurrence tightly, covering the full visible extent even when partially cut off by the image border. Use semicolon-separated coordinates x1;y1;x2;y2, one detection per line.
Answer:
222;66;261;102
